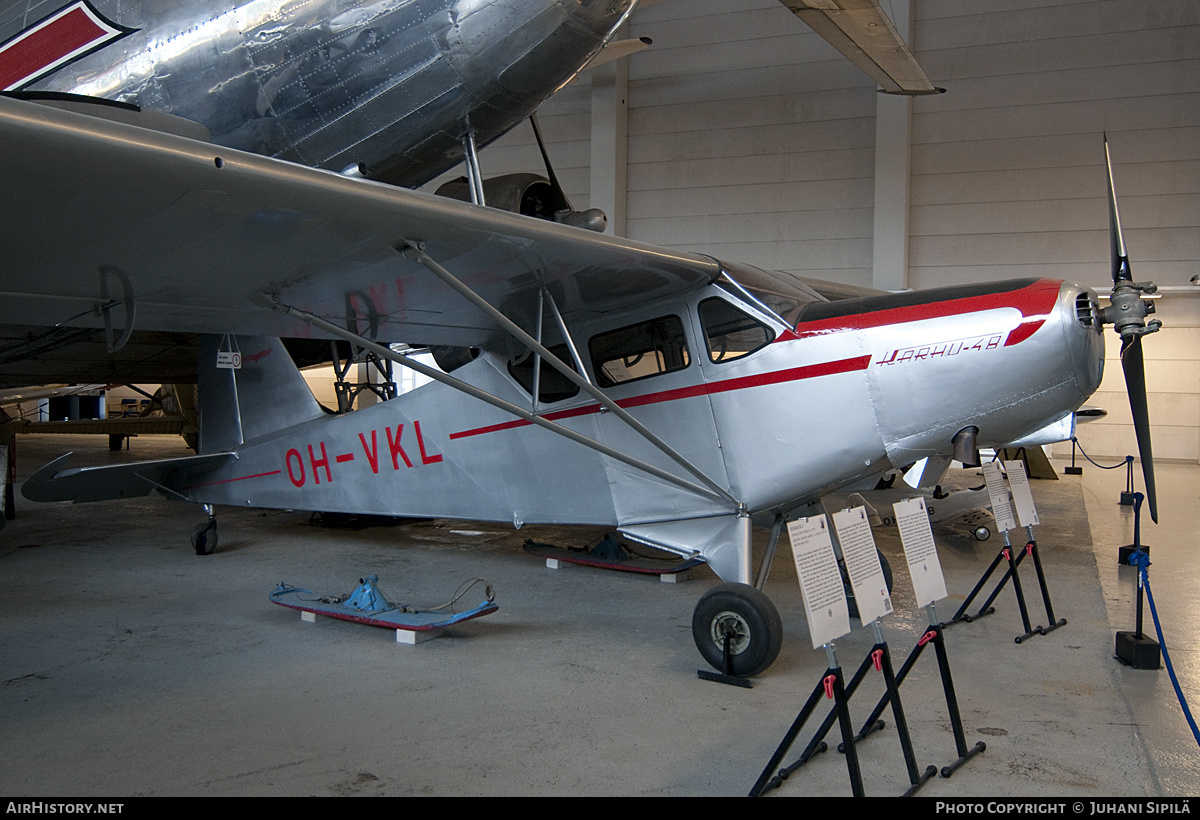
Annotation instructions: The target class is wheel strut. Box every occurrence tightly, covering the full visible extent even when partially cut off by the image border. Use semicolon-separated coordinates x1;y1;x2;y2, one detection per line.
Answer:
191;504;218;556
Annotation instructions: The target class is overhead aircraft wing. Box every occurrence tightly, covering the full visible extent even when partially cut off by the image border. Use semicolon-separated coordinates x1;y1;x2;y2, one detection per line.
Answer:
0;95;721;353
779;0;940;95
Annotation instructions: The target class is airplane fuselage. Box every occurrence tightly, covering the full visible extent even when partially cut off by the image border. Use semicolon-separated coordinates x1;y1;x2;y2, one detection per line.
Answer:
172;275;1103;581
1;0;635;186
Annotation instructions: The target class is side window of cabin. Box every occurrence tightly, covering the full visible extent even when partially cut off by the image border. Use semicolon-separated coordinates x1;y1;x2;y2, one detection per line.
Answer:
589;315;691;388
508;344;581;404
699;298;774;363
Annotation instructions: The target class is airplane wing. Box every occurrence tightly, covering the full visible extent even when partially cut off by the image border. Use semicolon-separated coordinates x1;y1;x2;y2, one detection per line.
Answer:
0;384;107;406
798;277;886;301
779;0;940;95
0;94;721;354
2;416;184;438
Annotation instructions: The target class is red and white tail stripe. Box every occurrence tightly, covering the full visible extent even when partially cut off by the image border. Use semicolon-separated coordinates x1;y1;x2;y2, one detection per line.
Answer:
0;1;131;92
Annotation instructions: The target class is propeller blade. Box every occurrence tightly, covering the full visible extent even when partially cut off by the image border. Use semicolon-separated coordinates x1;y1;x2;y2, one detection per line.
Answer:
529;112;572;213
1105;134;1133;284
1121;334;1158;523
529;112;607;232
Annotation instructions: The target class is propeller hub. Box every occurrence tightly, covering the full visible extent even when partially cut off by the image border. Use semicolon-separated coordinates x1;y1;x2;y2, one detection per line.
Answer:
1101;281;1162;341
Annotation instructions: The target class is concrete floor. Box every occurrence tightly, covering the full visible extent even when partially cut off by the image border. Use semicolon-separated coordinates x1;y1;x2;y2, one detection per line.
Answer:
0;434;1196;797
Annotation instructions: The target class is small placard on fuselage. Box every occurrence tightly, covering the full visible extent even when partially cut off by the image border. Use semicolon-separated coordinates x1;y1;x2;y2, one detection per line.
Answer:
893;497;948;609
787;515;851;649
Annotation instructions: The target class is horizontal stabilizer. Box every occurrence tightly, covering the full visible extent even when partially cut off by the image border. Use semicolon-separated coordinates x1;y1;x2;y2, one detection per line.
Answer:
22;451;235;503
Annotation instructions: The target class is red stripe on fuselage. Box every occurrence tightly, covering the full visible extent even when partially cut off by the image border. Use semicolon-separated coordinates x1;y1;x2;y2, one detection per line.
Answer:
449;355;872;440
184;469;282;490
780;278;1062;342
450;280;1063;441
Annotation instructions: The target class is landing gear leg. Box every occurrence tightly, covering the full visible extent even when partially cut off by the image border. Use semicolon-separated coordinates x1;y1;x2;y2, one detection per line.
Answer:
191;504;218;556
693;582;783;678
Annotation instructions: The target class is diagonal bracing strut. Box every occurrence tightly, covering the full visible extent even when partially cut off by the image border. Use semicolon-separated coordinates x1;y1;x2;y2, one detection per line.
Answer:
397;241;742;510
266;296;736;508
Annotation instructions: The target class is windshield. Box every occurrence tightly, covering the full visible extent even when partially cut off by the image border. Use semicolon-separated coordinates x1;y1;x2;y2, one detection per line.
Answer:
713;260;827;329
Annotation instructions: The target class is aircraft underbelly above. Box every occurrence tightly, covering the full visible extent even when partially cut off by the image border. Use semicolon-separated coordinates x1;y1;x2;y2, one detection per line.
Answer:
4;0;636;187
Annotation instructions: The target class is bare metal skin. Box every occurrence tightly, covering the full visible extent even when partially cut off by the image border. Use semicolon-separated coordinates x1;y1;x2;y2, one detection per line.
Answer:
1;0;635;186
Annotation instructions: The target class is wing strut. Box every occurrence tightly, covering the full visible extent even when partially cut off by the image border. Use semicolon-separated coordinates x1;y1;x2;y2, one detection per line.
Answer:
397;241;743;510
462;131;486;206
266;296;737;509
544;287;590;381
98;265;135;353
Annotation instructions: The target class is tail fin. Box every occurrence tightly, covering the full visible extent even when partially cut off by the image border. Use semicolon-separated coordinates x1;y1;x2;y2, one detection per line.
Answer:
198;335;325;453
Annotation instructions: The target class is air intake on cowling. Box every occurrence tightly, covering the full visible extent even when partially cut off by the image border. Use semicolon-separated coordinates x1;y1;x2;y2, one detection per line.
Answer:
1076;291;1096;328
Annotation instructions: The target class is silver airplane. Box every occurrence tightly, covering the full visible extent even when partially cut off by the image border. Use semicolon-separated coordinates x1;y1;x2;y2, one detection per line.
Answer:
0;1;1160;675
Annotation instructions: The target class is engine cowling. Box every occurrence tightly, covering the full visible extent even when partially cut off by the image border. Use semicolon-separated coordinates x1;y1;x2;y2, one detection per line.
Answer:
435;173;606;232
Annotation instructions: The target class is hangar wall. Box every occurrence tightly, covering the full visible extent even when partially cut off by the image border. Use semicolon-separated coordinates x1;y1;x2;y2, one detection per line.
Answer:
424;0;1199;463
904;0;1200;465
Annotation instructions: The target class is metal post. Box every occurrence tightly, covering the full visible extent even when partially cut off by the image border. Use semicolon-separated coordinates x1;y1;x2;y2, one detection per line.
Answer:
462;131;485;206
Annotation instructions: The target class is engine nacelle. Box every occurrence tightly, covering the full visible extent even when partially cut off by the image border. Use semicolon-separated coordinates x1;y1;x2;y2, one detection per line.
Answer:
435;173;606;232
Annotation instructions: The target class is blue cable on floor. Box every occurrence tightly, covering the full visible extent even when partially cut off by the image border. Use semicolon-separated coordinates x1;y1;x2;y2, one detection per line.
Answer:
1129;549;1200;747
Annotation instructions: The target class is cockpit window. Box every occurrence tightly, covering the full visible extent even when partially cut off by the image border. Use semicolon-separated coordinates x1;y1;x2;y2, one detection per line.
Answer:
508;344;580;404
589;315;690;388
714;260;826;328
699;298;774;363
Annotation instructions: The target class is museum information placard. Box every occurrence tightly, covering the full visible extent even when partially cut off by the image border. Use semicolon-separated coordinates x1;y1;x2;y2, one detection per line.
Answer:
787;515;851;648
831;506;892;623
893;497;948;608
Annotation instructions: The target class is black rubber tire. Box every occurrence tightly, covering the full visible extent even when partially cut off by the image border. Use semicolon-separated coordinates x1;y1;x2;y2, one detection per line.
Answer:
692;582;783;677
191;522;217;556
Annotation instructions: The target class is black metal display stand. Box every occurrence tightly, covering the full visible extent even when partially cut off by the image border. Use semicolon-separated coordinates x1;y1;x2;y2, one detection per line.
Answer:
1119;457;1138;507
845;637;939;796
697;628;754;689
750;628;938;798
1115;493;1160;669
749;647;864;797
858;609;985;778
1064;438;1083;475
947;525;1065;643
1118;485;1151;565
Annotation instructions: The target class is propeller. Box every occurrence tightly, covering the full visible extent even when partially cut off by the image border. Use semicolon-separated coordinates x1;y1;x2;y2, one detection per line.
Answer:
1099;135;1161;523
529;112;607;232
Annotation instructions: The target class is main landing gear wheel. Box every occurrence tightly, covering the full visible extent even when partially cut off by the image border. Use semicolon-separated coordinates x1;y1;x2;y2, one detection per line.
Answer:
692;582;783;677
191;521;218;556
